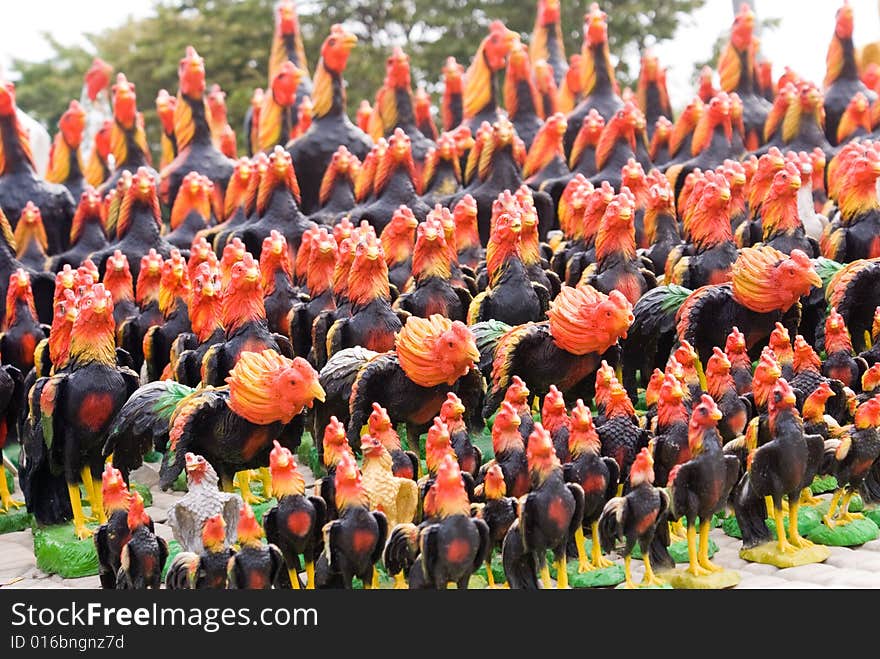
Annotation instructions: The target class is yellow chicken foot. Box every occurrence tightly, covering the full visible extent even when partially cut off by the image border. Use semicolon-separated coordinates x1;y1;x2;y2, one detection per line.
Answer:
698;519;723;571
669;518;687;541
371;570;380;589
393;572;408;589
575;526;593;572
67;483;93;540
774;505;796;553
288;568;301;589
0;464;23;511
799;488;823;507
836;490;865;525
233;471;265;504
622;555;636;589
555;556;570;589
822;489;843;528
306;562;315;590
640;554;666;587
865;331;873;350
787;500;813;548
540;563;553;589
590;521;615;568
685;523;710;576
257;467;273;499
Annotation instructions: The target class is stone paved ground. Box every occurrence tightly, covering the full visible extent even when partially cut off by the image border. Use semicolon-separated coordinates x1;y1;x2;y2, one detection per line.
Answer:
2;460;880;589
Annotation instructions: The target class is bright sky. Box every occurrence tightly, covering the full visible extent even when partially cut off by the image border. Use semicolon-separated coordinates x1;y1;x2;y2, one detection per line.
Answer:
1;0;879;111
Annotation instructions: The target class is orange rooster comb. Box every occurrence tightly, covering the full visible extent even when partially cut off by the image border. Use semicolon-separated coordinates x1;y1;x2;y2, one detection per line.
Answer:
236;503;264;546
269;440;306;497
126;491;151;531
526;422;559;478
629;447;654;486
178;46;206;97
101;463;130;515
322;416;351;468
85;58;112;101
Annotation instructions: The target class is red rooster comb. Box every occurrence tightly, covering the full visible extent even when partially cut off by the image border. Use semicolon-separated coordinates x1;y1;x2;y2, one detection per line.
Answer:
126;491;150;531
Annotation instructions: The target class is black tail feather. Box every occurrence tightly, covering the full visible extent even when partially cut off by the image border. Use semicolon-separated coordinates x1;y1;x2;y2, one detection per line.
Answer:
733;473;771;549
501;520;538;590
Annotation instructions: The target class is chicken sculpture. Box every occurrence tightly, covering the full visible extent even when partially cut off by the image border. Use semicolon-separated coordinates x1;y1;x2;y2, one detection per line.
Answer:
105;349;324;495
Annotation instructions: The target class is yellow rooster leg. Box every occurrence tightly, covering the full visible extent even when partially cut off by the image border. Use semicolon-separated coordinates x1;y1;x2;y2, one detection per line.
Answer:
67;483;93;540
822;489;843;528
799;488;822;507
257;467;273;499
837;490;865;524
698;519;722;571
865;331;873;350
640;554;665;587
774;505;796;553
80;468;100;522
555;556;570;589
616;483;624;497
787;499;813;548
233;471;265;504
306;562;315;590
685;523;709;576
540;564;553;589
371;570;380;590
575;526;593;572
622;555;636;589
765;496;776;519
0;465;23;511
590;521;615;568
288;568;301;590
394;572;408;589
90;472;107;525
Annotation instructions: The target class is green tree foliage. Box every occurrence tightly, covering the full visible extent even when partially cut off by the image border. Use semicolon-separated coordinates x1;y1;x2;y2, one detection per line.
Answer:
10;0;704;159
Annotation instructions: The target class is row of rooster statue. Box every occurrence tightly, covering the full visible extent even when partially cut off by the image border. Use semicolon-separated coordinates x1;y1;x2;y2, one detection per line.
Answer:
1;0;880;589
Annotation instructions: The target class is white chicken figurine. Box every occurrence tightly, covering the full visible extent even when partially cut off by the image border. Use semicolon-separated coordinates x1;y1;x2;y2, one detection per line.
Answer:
166;453;242;553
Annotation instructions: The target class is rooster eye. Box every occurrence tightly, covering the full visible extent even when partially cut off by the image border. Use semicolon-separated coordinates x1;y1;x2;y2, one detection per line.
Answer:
328;38;336;46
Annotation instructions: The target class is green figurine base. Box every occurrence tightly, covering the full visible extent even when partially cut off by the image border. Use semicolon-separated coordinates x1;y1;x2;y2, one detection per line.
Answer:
143;450;162;464
235;479;277;527
631;537;718;563
865;507;880;527
171;471;188;492
0;508;32;534
739;541;830;567
815;494;863;515
662;568;740;590
475;554;506;584
161;540;182;581
722;506;823;539
297;433;322;476
810;475;838;495
806;517;880;546
547;542;625;588
32;523;100;578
